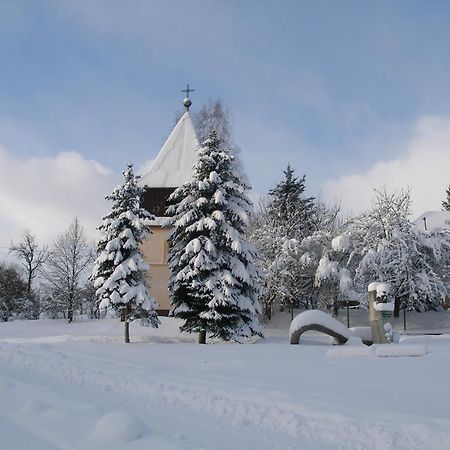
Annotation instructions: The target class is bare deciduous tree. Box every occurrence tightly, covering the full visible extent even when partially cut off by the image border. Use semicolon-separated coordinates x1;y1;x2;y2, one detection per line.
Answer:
192;99;233;146
42;218;93;322
191;98;248;184
10;230;47;318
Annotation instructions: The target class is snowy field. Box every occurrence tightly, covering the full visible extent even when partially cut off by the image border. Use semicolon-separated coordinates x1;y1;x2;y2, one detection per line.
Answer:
1;312;450;450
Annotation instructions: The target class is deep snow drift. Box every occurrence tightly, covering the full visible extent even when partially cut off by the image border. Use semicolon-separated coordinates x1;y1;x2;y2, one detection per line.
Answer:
0;313;450;450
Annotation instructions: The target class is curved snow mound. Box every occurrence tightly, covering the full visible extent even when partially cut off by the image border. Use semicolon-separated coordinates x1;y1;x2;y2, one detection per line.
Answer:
93;410;146;443
289;310;352;344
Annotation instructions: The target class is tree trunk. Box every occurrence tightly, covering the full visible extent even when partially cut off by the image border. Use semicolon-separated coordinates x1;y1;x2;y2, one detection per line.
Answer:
32;295;40;320
332;295;339;317
27;272;32;297
124;304;131;343
198;319;207;344
263;303;272;321
68;294;74;323
125;320;130;343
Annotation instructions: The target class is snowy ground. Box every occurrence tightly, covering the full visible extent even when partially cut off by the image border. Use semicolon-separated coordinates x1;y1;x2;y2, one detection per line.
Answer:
0;311;449;450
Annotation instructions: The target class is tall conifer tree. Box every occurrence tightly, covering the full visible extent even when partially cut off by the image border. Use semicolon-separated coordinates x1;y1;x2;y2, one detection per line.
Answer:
443;184;450;211
92;164;159;343
168;132;263;343
268;163;316;239
250;164;317;319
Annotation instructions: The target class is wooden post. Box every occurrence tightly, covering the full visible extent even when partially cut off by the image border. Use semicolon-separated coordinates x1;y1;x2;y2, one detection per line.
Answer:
393;297;401;318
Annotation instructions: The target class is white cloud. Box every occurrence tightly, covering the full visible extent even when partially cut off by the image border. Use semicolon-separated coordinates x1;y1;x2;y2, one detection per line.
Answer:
0;148;120;248
323;116;450;218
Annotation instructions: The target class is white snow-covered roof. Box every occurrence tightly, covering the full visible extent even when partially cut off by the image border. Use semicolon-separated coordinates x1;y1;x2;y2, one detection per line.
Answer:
140;112;199;188
413;211;450;231
148;216;173;227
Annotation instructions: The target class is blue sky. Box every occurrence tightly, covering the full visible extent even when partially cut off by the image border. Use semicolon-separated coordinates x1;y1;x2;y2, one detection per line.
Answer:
1;0;450;246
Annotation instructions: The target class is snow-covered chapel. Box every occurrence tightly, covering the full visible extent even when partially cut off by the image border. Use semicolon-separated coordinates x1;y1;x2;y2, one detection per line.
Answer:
139;97;199;315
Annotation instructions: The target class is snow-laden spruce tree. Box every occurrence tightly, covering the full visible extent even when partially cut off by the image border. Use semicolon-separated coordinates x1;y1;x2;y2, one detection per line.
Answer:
267;163;316;239
443;184;450;211
168;131;263;344
92;164;159;343
249;168;320;319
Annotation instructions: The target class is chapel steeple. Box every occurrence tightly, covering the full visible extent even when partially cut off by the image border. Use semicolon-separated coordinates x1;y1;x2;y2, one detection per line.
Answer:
139;87;199;216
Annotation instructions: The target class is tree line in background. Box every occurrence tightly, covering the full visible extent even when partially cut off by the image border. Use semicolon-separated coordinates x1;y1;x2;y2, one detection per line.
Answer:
1;221;94;322
1;100;450;344
2;156;449;332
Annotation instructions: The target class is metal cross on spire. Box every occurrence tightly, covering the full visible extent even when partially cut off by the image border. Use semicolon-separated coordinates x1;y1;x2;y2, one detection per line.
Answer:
181;84;195;111
181;84;195;98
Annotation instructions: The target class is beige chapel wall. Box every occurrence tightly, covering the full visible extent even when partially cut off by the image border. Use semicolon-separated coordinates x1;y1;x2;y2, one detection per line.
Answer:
141;226;172;313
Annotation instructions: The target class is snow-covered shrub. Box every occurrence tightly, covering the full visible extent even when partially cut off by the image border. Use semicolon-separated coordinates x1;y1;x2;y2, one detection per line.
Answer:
334;190;450;314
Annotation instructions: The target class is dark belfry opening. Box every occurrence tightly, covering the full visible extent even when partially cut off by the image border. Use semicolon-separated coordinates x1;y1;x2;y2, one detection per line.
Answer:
141;187;176;217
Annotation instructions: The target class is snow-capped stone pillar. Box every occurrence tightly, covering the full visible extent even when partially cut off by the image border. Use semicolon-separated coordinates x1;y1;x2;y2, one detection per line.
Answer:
368;282;392;344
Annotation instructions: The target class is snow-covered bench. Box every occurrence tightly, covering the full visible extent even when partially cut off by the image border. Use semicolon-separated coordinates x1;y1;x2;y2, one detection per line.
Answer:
289;310;353;345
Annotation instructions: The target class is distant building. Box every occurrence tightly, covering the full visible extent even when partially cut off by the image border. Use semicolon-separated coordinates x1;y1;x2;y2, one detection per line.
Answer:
413;211;450;232
414;211;450;309
139;105;199;315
